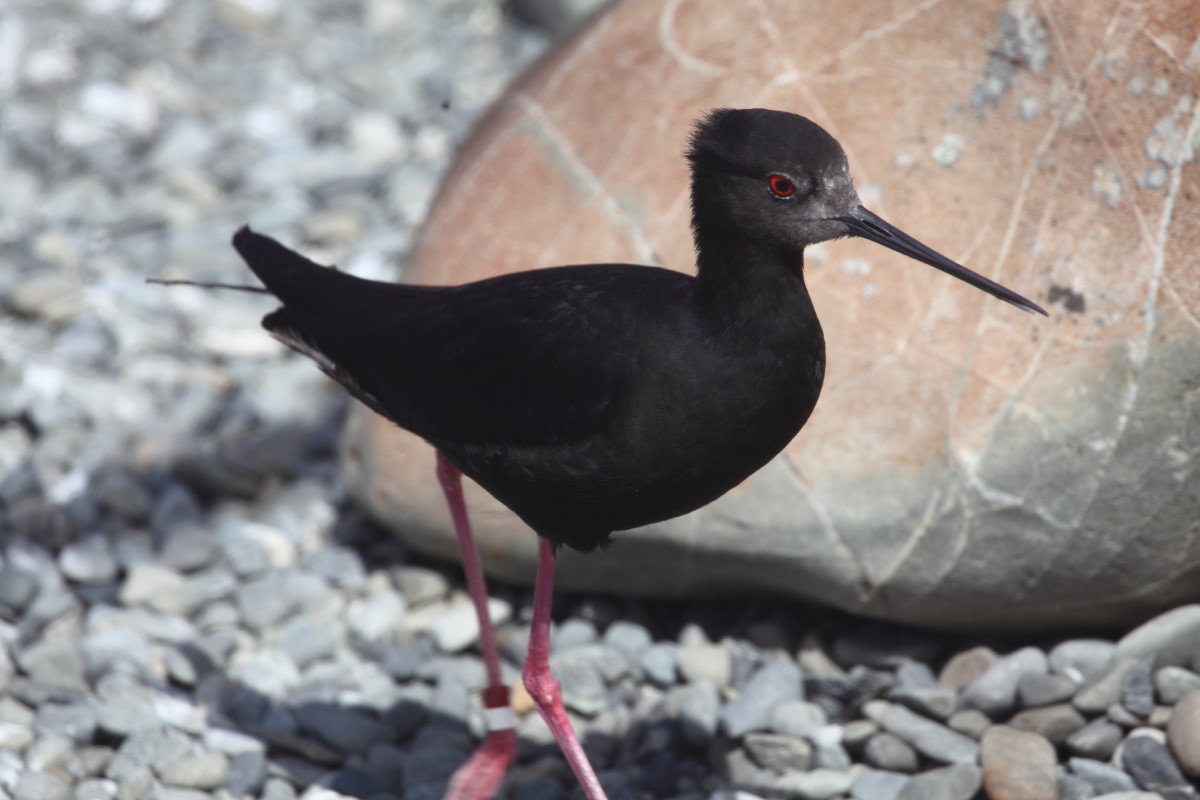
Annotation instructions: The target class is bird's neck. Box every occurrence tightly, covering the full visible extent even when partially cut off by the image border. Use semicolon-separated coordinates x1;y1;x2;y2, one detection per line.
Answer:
692;231;821;348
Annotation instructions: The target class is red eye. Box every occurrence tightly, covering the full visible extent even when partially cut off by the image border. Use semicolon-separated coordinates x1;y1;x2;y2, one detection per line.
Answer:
768;174;796;198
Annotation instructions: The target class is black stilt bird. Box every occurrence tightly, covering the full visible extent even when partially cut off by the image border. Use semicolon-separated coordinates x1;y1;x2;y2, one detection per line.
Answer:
169;108;1046;800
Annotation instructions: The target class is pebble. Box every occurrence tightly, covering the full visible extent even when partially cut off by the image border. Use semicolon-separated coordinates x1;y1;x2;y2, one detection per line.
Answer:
1007;703;1087;743
938;646;997;688
1157;667;1200;705
58;534;119;584
1167;690;1200;776
14;770;72;800
430;596;511;653
960;647;1047;718
771;700;828;739
1121;732;1193;794
1050;640;1116;683
676;642;731;687
1070;758;1140;793
743;732;813;771
895;763;981;800
720;658;803;738
603;620;653;660
1017;670;1078;707
158;751;230;790
863;732;918;773
851;769;910;800
1115;604;1200;668
1067;717;1125;761
980;726;1057;800
946;709;992;739
675;679;720;747
773;767;853;800
639;642;677;687
1075;658;1141;715
863;701;980;764
1122;656;1157;718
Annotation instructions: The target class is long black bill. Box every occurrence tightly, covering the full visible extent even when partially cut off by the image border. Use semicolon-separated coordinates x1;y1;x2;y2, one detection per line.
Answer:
839;205;1047;316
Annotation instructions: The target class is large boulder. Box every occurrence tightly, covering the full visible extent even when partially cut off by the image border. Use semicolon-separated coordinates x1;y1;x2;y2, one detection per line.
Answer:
342;0;1200;629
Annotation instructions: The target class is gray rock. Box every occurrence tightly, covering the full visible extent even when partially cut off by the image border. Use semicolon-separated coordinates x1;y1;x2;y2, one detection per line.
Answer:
1116;605;1200;668
158;751;229;790
771;700;828;739
1121;733;1194;794
1066;718;1125;761
863;700;979;764
13;770;71;800
0;564;38;612
852;769;910;800
81;627;154;677
552;617;598;651
1156;666;1200;705
393;566;449;607
863;732;919;773
35;701;97;743
235;573;300;631
280;616;343;668
810;725;852;771
17;638;88;693
1069;757;1140;794
890;684;957;720
894;660;938;688
1017;670;1079;707
946;709;992;740
676;642;731;687
1008;703;1088;744
959;646;1047;718
59;535;118;584
1122;656;1156;718
675;679;720;747
347;590;406;642
548;649;607;716
744;732;812;772
1075;658;1141;715
303;545;367;592
294;704;394;753
430;597;511;653
1052;640;1118;683
602;620;652;660
106;726;191;782
721;658;803;738
895;763;981;800
772;767;852;800
1058;773;1097;800
158;525;220;573
639;642;677;687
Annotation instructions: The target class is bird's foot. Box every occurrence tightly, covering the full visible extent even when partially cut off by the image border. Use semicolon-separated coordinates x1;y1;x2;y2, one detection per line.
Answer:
443;687;517;800
443;729;516;800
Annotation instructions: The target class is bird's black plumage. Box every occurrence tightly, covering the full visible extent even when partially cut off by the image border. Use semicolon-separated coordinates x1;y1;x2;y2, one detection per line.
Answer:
234;108;1044;553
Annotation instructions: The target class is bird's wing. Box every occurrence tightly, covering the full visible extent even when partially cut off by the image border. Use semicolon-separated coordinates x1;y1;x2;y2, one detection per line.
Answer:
236;228;691;445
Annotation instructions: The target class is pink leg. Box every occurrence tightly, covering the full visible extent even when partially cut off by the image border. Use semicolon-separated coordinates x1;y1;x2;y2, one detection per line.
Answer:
437;453;516;800
524;538;609;800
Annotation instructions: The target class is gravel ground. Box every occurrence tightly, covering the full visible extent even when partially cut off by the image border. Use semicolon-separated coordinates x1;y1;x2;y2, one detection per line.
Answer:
4;2;1200;800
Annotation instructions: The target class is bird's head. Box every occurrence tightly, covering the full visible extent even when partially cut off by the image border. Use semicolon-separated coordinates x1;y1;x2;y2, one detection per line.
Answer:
687;108;1045;314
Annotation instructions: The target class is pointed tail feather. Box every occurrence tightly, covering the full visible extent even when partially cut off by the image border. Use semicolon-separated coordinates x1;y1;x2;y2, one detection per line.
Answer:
231;225;365;312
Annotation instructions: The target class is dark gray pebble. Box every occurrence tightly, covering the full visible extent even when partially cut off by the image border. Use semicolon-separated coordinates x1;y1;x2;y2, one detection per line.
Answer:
1069;757;1139;794
852;768;910;800
294;702;394;753
1122;656;1157;718
743;731;813;771
720;657;803;738
863;732;919;773
1017;670;1079;707
1008;703;1087;744
895;762;981;800
1066;717;1125;761
1121;733;1194;794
